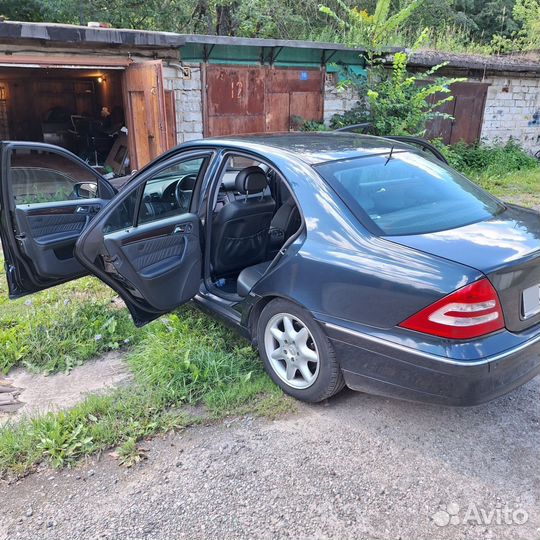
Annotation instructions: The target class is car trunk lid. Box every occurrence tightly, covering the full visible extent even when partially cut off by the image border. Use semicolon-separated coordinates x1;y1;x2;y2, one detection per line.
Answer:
386;204;540;332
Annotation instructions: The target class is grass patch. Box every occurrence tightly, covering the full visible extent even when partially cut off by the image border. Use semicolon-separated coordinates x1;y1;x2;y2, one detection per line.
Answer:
0;267;138;374
0;306;291;478
440;140;540;207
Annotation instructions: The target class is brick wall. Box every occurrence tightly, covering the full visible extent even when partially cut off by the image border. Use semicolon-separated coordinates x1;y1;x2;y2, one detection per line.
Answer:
323;75;361;126
163;63;204;144
479;75;540;153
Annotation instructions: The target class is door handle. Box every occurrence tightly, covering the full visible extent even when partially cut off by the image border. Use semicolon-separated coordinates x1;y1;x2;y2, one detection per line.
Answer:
173;223;192;235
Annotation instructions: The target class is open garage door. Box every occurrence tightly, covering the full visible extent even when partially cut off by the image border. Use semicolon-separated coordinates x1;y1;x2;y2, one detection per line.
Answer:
123;61;171;171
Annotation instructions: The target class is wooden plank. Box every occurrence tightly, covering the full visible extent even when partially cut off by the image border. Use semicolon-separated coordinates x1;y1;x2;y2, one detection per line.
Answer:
164;90;177;149
0;55;131;68
122;60;168;171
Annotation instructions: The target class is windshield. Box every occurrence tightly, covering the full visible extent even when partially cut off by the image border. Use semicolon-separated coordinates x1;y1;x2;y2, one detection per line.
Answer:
314;151;505;236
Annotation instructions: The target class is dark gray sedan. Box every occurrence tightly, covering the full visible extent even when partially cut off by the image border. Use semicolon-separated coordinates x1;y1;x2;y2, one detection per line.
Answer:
1;133;539;405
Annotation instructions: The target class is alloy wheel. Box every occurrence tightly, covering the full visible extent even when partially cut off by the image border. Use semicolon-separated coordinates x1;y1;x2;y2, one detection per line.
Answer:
263;312;320;389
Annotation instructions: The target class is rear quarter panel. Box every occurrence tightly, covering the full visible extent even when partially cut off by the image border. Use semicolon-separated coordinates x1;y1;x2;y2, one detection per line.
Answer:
249;154;483;330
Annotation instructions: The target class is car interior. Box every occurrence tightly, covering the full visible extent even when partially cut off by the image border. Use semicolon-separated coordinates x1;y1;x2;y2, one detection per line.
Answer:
208;155;302;298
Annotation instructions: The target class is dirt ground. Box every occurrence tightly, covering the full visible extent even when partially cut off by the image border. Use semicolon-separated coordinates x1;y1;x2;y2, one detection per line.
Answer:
0;352;131;425
1;375;538;540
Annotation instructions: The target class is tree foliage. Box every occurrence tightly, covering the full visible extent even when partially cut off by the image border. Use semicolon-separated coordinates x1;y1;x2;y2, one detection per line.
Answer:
0;0;538;51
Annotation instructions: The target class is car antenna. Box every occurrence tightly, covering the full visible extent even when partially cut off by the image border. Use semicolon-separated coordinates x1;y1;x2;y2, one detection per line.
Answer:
384;145;394;166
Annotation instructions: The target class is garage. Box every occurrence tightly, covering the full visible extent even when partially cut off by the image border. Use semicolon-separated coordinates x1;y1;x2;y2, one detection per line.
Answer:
0;57;177;175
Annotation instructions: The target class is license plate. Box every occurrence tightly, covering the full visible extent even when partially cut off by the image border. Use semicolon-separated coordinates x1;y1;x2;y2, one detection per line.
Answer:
522;284;540;319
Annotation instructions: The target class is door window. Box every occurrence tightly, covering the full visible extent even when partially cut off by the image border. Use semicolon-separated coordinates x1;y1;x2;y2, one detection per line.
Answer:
10;148;100;204
138;157;205;225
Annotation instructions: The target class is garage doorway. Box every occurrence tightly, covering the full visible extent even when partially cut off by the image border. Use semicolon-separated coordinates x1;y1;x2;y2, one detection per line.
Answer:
0;60;177;176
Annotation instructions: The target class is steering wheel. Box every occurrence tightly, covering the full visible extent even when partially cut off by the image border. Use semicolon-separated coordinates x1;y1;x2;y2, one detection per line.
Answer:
175;174;198;210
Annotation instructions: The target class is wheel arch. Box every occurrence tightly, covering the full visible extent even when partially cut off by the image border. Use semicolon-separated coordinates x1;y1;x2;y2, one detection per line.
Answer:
247;293;314;346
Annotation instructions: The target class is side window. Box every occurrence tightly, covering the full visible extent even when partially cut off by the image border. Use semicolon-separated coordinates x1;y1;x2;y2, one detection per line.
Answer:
138;157;205;226
102;188;139;235
10;148;99;204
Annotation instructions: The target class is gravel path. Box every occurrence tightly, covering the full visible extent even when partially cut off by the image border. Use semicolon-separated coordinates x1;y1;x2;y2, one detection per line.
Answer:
1;377;539;540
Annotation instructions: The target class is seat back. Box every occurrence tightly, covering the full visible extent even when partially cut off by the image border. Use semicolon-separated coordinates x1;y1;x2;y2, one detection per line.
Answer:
211;167;275;276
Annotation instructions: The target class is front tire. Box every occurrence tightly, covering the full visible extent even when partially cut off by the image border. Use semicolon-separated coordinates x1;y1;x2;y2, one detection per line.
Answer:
256;298;345;402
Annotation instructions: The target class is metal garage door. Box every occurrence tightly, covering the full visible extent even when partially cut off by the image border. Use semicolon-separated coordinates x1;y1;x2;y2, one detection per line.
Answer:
204;65;324;136
425;82;489;144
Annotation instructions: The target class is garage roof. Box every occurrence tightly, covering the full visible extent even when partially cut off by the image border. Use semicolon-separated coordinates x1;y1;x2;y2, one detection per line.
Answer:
0;21;369;62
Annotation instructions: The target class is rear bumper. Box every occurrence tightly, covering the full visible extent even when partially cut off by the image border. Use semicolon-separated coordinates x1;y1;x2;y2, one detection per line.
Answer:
323;322;540;406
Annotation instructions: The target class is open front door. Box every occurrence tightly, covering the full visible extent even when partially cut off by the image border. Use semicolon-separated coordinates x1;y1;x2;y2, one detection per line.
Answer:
0;142;115;298
123;61;169;173
74;151;210;326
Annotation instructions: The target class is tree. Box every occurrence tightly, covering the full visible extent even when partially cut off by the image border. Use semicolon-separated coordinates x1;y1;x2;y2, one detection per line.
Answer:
512;0;540;48
320;0;424;50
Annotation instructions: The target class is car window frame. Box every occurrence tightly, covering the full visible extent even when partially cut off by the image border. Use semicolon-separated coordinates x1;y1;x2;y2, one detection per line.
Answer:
100;150;215;237
4;143;112;211
136;155;209;227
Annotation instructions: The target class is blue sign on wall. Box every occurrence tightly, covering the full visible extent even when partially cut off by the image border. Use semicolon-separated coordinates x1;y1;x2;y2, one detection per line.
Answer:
300;71;309;80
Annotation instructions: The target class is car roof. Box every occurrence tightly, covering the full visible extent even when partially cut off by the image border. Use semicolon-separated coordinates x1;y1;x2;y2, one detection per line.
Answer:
188;132;415;165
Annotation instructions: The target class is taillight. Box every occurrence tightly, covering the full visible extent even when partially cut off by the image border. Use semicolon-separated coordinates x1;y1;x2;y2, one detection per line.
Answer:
399;278;505;339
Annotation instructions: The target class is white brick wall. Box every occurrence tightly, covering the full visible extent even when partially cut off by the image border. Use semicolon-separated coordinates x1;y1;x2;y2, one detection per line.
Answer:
323;76;361;126
163;63;204;144
478;75;540;153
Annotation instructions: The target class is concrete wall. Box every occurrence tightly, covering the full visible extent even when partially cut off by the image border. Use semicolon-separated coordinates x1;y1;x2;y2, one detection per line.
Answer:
479;75;540;153
163;63;204;144
323;75;361;126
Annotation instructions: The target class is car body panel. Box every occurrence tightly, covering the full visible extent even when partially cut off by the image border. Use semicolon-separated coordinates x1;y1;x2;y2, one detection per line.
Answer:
386;203;540;332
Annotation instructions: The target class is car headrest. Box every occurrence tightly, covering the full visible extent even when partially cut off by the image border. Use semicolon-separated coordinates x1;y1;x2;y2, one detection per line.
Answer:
235;166;268;194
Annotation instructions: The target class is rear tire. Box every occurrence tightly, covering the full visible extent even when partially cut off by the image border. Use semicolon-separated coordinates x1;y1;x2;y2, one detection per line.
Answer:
256;298;345;402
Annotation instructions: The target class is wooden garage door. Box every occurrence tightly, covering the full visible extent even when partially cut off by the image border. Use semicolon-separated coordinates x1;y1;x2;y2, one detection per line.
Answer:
425;82;489;145
204;65;324;136
123;61;170;171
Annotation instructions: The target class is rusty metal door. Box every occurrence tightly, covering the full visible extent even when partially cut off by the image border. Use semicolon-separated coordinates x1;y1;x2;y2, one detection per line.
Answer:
205;65;266;136
267;68;324;130
123;61;169;171
425;82;489;144
204;65;324;136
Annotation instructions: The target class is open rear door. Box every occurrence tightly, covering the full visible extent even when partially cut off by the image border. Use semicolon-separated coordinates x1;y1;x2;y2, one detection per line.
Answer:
123;61;170;173
74;151;210;326
0;142;115;298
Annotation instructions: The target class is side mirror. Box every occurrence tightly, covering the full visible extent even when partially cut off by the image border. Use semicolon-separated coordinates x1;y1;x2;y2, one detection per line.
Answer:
73;182;98;199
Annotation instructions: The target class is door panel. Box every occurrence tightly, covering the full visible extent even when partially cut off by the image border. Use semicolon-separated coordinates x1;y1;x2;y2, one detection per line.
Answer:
123;61;168;172
14;199;104;278
0;142;114;298
101;214;201;312
425;82;489;144
74;151;209;326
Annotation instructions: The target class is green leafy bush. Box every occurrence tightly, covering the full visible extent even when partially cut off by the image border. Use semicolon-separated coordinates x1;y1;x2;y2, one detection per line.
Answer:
440;139;539;176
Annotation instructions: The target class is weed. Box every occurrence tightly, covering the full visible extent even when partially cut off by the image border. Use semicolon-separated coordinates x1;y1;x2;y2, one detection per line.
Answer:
115;437;148;468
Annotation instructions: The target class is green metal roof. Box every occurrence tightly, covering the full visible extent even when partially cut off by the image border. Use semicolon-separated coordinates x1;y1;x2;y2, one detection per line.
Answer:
180;40;367;68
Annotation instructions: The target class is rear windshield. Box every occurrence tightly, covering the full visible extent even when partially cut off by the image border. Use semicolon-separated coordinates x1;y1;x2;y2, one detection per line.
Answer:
314;151;505;236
